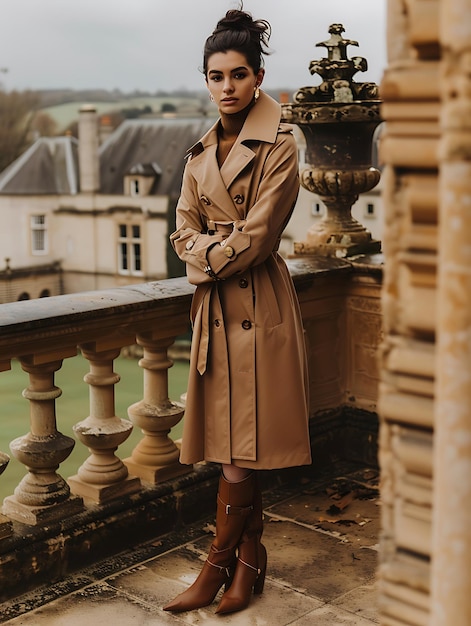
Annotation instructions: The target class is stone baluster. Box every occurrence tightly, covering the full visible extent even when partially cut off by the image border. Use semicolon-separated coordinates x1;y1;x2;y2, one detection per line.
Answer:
3;354;83;524
124;333;189;482
0;451;12;538
68;345;140;503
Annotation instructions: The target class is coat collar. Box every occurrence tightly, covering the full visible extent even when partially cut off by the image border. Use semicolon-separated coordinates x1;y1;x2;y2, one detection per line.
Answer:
184;92;281;220
185;90;281;158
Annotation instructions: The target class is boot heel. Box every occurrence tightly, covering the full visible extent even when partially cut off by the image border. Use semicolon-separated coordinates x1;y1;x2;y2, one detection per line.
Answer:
253;570;265;594
253;544;267;594
224;570;235;592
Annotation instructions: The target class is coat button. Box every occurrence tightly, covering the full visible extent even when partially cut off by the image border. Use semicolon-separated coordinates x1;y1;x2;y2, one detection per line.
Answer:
214;319;221;327
241;319;252;330
234;193;244;204
224;246;234;258
185;240;195;250
239;278;248;288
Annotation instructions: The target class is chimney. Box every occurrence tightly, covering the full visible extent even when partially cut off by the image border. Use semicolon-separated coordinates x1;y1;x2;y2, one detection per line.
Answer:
99;114;113;145
78;104;100;193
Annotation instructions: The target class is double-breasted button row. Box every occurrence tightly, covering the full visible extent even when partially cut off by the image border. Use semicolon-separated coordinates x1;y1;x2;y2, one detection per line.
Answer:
215;318;251;329
200;193;244;206
239;277;248;288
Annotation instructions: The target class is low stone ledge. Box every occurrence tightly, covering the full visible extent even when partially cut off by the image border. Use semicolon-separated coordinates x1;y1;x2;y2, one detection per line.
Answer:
0;463;220;603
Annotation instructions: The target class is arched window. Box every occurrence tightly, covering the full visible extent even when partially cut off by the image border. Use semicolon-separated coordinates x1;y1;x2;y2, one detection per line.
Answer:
18;292;30;301
39;289;50;298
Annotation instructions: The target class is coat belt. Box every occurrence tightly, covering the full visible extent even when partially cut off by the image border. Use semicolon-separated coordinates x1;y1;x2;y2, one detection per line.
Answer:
195;222;234;375
206;219;234;235
195;283;225;376
196;287;212;375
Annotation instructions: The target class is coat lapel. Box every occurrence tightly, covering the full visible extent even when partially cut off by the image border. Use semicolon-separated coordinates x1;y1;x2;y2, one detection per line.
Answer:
220;92;281;188
186;139;238;221
185;92;282;220
220;144;255;189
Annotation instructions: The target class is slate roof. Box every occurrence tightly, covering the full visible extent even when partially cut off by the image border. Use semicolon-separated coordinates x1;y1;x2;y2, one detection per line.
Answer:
0;117;214;197
99;117;213;197
0;136;79;194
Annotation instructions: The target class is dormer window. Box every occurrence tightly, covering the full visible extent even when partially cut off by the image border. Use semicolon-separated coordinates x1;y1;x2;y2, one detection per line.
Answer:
130;178;140;196
125;162;162;197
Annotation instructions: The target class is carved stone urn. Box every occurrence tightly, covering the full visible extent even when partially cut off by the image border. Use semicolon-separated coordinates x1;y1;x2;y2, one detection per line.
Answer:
281;23;382;257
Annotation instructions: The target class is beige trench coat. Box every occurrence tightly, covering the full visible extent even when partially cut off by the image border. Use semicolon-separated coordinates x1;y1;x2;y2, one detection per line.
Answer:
170;91;312;470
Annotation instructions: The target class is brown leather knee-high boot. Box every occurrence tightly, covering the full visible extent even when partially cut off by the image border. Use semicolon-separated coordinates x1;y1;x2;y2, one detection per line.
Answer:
163;472;255;613
215;476;266;614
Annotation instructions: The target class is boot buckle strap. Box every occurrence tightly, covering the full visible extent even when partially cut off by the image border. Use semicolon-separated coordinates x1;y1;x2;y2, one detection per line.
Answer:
225;503;253;515
218;496;253;516
206;558;231;578
238;556;261;575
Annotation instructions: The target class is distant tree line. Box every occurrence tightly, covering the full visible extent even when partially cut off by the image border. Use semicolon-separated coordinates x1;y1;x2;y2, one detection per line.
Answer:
0;89;40;172
0;90;185;170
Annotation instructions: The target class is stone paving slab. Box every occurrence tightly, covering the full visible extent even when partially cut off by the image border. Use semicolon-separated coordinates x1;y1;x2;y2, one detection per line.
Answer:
259;516;377;602
291;604;378;625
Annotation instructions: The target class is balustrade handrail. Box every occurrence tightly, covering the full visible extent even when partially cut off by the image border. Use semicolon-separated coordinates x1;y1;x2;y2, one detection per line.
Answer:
0;276;195;362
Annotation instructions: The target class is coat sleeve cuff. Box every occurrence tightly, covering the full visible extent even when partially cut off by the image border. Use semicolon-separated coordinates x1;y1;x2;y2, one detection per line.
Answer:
207;229;251;274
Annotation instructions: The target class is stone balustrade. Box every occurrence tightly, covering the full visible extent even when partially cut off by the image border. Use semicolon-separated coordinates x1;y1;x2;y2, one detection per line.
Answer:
0;257;382;599
0;278;194;525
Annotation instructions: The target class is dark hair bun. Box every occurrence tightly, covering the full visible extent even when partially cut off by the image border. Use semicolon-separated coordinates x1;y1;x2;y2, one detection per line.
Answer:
214;9;271;51
215;10;259;32
203;8;271;75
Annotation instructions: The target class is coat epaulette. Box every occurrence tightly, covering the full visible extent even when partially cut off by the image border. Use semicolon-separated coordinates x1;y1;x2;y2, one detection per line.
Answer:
185;141;204;160
278;123;295;135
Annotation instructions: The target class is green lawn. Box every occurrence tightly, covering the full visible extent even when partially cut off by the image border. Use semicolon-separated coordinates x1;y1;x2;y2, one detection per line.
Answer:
0;354;189;500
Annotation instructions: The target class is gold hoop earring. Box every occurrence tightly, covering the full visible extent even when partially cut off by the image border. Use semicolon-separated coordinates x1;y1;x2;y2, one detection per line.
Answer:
254;86;260;101
209;93;215;102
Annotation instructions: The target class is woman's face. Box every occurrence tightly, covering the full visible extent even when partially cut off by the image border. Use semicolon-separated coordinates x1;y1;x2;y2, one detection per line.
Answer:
206;49;264;115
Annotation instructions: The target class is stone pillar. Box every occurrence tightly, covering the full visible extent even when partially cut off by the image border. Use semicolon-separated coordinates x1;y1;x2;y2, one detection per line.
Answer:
430;1;471;623
78;104;100;193
378;0;440;623
124;334;189;482
68;346;140;503
3;354;83;524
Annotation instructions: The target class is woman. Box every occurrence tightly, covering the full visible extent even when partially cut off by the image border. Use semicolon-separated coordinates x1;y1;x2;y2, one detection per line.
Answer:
164;6;312;615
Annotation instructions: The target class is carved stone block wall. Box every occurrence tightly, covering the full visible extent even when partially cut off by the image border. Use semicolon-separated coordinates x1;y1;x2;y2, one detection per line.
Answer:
379;0;440;624
346;270;383;411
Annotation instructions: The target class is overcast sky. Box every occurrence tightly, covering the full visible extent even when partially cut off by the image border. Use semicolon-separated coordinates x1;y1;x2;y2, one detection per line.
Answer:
0;0;387;93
